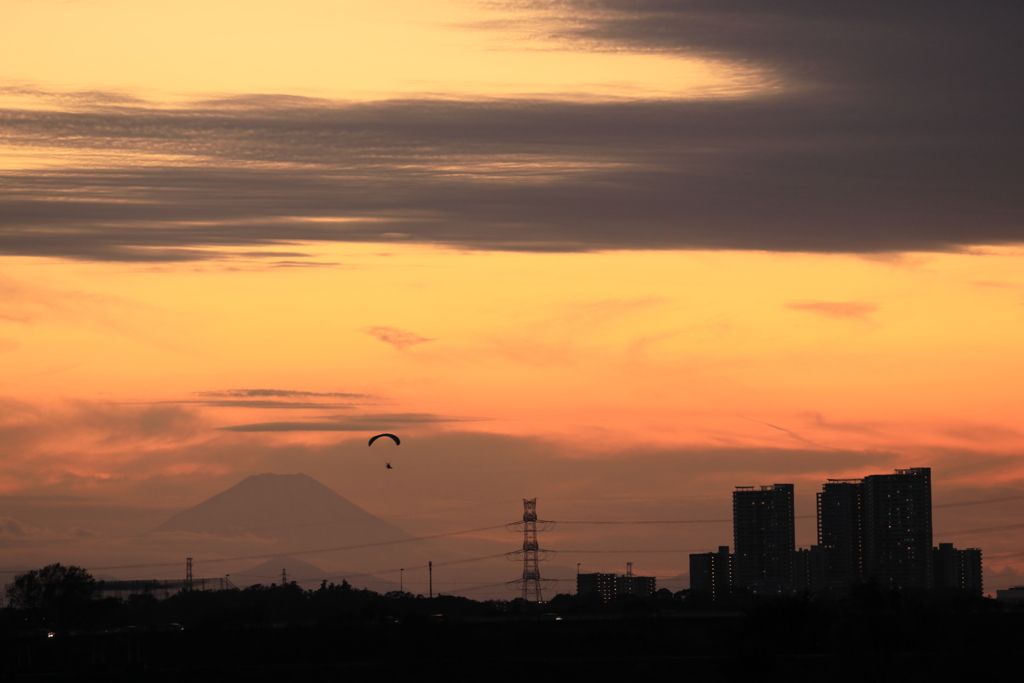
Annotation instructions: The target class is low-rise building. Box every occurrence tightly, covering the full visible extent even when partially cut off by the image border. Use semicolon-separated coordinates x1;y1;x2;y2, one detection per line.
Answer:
577;564;656;601
996;587;1024;604
576;572;617;602
933;543;983;595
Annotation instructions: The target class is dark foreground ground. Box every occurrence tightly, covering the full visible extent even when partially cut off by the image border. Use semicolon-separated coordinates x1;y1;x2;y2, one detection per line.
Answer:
3;609;1023;682
2;581;1021;681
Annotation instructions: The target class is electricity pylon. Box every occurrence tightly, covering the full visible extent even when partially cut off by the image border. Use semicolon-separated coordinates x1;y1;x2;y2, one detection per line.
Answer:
506;498;557;601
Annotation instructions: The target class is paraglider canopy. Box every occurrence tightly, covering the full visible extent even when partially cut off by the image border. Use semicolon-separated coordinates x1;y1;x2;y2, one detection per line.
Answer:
368;433;400;447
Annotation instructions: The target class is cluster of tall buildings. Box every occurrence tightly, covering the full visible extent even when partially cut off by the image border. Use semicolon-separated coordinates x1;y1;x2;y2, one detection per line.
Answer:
691;468;983;597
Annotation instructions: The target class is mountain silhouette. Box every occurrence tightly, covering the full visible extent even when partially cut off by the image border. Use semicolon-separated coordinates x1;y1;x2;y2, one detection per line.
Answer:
150;473;411;550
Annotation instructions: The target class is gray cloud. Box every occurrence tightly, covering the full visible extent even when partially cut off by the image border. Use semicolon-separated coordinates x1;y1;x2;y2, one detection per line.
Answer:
363;327;436;350
221;423;371;432
1;2;1022;259
220;413;480;432
183;389;374;410
0;518;28;537
190;400;357;410
196;389;372;399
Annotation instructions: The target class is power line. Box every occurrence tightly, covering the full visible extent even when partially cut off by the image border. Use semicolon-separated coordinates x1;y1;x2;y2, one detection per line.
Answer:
438;581;513;594
255;552;511;586
556;519;730;525
935;494;1024;509
9;492;1020;549
85;513;1024;579
123;552;515;588
546;494;722;502
979;550;1024;560
388;499;522;519
81;515;754;574
555;516;812;523
86;524;508;572
940;523;1024;537
552;549;709;554
263;552;513;593
355;553;508;578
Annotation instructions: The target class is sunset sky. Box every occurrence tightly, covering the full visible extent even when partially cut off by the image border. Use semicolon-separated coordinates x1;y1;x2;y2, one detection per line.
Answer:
2;1;1024;597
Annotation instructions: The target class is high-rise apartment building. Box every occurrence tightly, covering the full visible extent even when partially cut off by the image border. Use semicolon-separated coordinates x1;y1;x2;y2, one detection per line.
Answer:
722;468;971;596
817;479;865;590
733;484;795;593
793;546;827;592
810;468;933;590
862;467;933;588
690;546;734;600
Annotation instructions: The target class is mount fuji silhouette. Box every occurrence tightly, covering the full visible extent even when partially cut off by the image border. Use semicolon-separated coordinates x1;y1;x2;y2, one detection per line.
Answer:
151;473;411;549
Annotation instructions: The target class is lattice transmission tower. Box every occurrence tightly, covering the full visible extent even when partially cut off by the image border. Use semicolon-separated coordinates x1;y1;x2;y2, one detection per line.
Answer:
506;498;557;601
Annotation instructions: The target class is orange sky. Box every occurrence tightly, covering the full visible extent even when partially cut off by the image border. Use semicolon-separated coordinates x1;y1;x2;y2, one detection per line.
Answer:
2;0;1024;596
0;0;769;102
4;245;1024;463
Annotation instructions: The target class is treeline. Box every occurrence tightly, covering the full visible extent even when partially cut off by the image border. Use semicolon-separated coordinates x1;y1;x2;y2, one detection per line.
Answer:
1;562;1004;635
1;563;510;632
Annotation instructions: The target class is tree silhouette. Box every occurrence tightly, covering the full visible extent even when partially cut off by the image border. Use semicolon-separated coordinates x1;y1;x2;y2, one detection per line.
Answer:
5;563;95;625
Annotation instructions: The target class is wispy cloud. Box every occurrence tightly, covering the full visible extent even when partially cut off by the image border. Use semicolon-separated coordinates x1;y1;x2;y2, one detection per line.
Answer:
0;398;215;493
971;280;1019;289
0;517;97;548
196;389;372;399
189;400;357;410
785;301;878;320
220;413;478;432
363;327;436;350
740;416;838;451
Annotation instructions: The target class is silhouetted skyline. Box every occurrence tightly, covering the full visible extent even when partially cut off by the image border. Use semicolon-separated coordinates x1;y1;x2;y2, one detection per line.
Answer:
692;467;984;597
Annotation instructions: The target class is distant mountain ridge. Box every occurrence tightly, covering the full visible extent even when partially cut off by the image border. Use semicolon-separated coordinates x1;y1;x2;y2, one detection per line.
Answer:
150;473;411;548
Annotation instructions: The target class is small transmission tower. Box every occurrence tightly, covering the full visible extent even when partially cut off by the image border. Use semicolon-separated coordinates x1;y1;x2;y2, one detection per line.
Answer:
185;557;193;592
506;498;556;601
